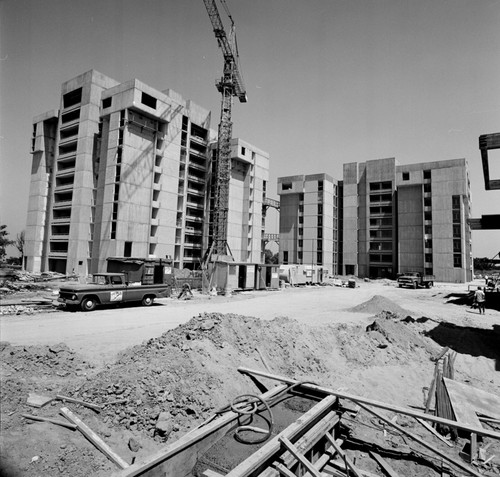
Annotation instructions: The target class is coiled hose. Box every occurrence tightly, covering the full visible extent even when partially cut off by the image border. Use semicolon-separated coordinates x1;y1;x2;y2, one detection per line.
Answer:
227;380;319;445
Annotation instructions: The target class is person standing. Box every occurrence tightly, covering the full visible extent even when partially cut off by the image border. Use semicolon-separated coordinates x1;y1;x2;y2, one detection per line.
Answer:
474;286;486;315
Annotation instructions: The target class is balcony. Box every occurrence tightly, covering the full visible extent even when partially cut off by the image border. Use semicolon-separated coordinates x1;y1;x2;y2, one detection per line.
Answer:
51;216;71;223
186;186;204;196
52;200;73;208
48;251;68;258
188;161;207;173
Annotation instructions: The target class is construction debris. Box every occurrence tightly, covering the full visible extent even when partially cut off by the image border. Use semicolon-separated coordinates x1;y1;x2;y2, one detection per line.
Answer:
27;393;54;408
2;310;500;477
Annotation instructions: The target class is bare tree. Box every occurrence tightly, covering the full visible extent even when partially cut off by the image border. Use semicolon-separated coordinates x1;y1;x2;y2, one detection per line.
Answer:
0;225;14;261
15;230;25;260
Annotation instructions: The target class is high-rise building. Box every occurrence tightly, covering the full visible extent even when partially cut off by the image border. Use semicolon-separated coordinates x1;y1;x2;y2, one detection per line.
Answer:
277;158;472;283
343;157;472;282
24;70;269;276
277;174;340;276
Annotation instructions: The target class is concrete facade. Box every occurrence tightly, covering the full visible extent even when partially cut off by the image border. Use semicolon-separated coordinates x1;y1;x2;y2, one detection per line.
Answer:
277;174;339;275
24;70;269;275
342;157;473;282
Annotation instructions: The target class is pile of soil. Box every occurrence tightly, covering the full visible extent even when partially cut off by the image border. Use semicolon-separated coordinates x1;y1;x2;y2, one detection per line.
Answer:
348;294;412;316
2;311;498;476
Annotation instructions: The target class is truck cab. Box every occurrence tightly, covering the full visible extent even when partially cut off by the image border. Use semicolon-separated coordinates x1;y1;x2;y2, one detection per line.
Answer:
397;271;435;289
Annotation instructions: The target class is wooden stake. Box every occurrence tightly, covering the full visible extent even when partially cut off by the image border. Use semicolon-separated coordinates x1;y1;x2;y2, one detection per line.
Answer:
21;413;77;430
56;394;102;412
60;407;129;469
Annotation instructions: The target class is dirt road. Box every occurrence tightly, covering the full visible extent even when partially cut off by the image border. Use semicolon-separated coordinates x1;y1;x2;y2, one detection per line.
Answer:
0;281;485;365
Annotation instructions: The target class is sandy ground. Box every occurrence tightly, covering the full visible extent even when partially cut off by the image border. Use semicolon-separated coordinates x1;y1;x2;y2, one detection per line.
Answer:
1;280;499;477
0;280;491;366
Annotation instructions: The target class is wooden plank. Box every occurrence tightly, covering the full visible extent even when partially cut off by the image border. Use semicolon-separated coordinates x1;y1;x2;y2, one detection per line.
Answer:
202;470;225;477
259;411;339;477
324;432;363;477
109;384;289;477
60;407;129;469
470;432;477;463
369;451;400;477
479;416;500;424
273;463;297;477
224;395;337;477
237;367;500;440
279;436;322;477
21;413;77;430
425;362;439;413
433;347;450;362
353;401;483;477
56;394;103;412
415;417;453;447
443;378;500;421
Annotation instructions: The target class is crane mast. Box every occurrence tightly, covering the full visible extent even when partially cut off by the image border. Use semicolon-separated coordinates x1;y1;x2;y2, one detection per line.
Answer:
202;0;247;259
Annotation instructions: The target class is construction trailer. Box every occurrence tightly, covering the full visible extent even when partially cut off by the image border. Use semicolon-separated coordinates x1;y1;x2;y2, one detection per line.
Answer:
106;257;174;286
278;265;326;286
207;260;280;292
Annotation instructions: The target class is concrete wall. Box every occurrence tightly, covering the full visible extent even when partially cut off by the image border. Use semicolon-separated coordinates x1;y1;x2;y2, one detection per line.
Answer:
278;173;337;271
24;111;59;272
341;156;472;282
26;70;270;277
342;163;358;275
398;184;424;272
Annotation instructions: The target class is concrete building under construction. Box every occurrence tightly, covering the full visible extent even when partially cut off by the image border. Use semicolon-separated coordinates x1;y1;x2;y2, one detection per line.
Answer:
277;174;340;276
24;70;269;276
278;157;473;283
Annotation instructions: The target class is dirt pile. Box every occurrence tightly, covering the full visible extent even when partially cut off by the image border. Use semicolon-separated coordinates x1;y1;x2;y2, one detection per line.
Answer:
0;342;95;416
0;312;443;476
348;294;412;316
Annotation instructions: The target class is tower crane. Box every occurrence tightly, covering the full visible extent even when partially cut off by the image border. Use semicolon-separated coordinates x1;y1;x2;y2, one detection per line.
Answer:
202;0;247;262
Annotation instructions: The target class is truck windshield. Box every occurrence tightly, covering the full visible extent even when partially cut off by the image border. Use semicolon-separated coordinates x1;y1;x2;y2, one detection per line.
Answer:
92;275;107;285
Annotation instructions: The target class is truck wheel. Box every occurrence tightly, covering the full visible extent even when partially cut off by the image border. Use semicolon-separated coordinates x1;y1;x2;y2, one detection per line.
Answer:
81;297;97;312
398;284;402;288
142;295;154;307
412;281;417;289
427;281;433;288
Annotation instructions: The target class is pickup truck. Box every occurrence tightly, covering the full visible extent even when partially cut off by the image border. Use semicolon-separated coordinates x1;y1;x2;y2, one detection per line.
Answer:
397;272;435;289
58;273;171;311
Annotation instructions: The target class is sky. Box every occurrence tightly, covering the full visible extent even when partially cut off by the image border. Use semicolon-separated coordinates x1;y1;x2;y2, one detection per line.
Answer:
1;0;499;258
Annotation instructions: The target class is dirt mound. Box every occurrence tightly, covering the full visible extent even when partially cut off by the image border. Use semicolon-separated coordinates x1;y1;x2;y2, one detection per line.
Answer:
348;294;411;316
0;313;442;476
59;313;438;439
